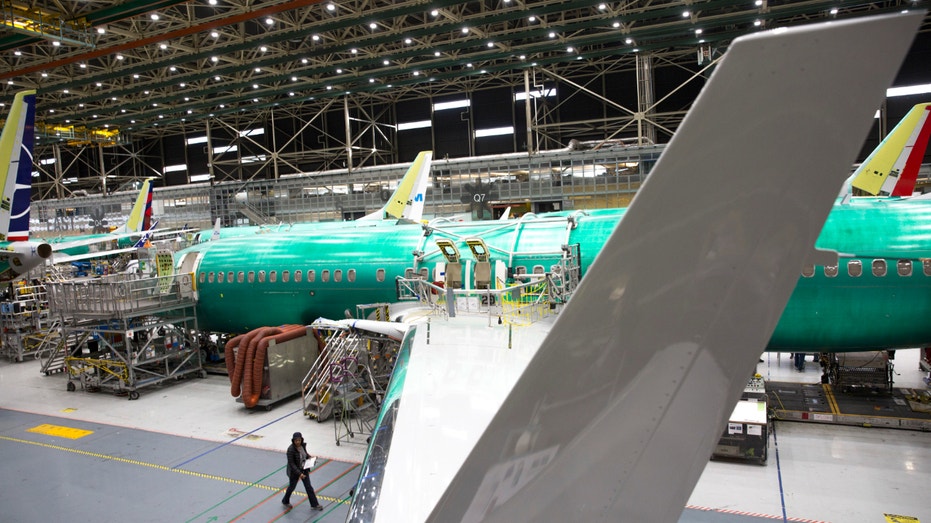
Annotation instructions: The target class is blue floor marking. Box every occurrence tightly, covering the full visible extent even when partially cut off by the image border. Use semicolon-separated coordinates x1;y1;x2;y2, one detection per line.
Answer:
172;407;302;469
771;422;788;523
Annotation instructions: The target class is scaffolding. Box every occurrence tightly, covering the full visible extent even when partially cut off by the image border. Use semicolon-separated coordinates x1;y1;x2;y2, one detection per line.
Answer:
301;322;400;445
0;281;53;362
45;271;202;400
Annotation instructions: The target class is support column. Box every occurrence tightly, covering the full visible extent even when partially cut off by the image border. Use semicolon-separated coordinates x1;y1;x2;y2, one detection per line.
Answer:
524;69;534;155
636;53;657;146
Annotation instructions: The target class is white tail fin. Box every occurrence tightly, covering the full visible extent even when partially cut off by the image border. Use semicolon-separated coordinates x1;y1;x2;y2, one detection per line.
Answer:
426;13;922;523
0;90;36;242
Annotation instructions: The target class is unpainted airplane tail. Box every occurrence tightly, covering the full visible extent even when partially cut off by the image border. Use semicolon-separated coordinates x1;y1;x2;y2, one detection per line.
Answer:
850;103;931;196
113;177;156;234
424;13;921;523
359;151;432;221
0;89;36;242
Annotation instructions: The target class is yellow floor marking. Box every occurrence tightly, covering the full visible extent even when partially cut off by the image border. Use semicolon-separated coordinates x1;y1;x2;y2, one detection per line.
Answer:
0;434;348;505
26;423;93;439
822;384;841;415
885;514;920;523
60;408;77;413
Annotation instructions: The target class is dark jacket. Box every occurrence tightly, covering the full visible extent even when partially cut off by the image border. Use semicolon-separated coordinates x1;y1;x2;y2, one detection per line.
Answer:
286;442;309;478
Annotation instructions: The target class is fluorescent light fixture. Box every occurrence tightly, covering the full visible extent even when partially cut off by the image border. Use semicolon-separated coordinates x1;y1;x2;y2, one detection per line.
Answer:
398;120;432;131
190;173;212;182
163;164;187;173
515;88;557;101
39;158;56;165
212;145;238;154
475;126;514;138
239;128;265;137
241;155;267;164
433;99;470;111
887;83;931;98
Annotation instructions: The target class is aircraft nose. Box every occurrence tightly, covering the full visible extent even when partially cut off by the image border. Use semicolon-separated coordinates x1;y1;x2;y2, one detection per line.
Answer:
37;243;52;259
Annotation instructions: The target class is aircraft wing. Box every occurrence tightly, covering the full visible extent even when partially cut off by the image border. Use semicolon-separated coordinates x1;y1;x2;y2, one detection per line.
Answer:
348;12;924;523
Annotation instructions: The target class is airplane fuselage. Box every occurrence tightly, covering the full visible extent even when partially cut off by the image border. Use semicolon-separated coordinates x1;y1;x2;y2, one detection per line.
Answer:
179;197;931;352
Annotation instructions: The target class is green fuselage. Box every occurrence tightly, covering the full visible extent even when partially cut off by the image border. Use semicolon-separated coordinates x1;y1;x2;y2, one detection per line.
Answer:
178;197;931;352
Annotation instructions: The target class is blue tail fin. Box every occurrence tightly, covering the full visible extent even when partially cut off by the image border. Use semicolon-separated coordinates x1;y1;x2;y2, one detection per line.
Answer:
0;90;36;242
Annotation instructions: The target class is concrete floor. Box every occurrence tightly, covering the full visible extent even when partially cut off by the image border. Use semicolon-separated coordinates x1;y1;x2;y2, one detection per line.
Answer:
0;349;928;522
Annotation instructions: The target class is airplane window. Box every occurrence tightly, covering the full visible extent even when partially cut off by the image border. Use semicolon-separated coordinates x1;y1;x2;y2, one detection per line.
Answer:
237;271;244;283
514;266;527;276
258;270;266;283
270;270;277;283
308;270;315;282
208;272;215;283
824;265;838;278
348;269;356;283
227;271;234;283
871;259;887;277
924;260;931;277
897;260;912;277
533;265;545;274
322;270;330;283
217;272;225;283
801;264;815;278
404;268;414;279
248;271;255;283
198;272;206;284
334;269;342;283
847;260;862;278
283;270;290;283
295;270;302;283
376;268;385;282
419;268;429;279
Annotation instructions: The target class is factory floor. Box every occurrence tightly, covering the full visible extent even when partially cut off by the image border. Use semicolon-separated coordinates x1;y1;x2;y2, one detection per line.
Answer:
0;349;928;523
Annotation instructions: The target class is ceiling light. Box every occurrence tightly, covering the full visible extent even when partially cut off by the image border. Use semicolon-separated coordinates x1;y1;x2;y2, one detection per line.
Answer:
211;31;219;38
180;82;186;87
215;76;220;81
96;82;102;86
695;28;703;35
150;13;159;21
312;34;320;41
291;76;298;81
13;50;21;56
431;9;439;16
519;54;526;60
265;17;274;25
528;15;536;22
434;51;441;56
209;0;217;4
253;84;259;89
301;58;308;64
116;54;123;60
289;92;295;96
152;103;158;107
326;85;332;90
159;43;167;49
80;63;86;68
612;21;620;28
41;72;47;77
369;78;375;83
598;3;607;10
336;68;343;73
369;22;377;29
405;38;412;44
682;11;690;17
383;59;390;65
170;66;177;71
413;71;420;76
255;67;261;72
567;46;574;52
260;46;268;52
625;38;633;44
755;0;763;5
52;41;61;47
462;27;469;34
185;97;189;101
97;27;105;34
326;3;335;11
63;89;68;93
487;41;494;47
351;48;358;54
754;20;762;26
548;31;556;38
144;90;150;94
121;109;126;113
211;56;218;62
830;7;839;14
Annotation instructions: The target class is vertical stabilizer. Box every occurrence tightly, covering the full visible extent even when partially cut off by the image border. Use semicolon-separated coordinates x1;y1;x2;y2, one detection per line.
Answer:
851;103;931;196
0;90;36;242
114;177;155;234
360;151;432;221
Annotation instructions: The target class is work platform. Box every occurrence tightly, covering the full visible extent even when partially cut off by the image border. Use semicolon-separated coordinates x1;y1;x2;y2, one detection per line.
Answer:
767;381;931;431
43;271;202;399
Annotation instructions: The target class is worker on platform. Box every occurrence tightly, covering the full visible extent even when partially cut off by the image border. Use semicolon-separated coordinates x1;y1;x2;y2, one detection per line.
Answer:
281;432;324;511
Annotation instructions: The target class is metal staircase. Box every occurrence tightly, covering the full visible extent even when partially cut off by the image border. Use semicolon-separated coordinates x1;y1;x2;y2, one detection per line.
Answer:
301;329;369;422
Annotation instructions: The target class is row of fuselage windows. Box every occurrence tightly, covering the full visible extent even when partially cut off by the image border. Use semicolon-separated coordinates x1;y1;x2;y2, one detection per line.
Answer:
198;268;385;285
801;259;929;278
197;265;546;286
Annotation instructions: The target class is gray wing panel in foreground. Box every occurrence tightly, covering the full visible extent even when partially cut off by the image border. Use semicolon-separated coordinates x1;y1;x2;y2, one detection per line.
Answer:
428;12;924;523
